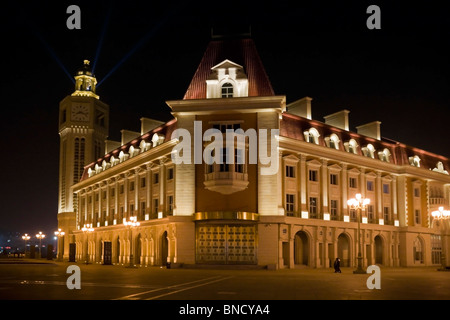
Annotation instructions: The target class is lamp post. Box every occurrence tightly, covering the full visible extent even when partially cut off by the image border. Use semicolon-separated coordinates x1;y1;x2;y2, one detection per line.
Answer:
124;216;140;268
81;224;94;264
54;229;65;261
347;193;371;274
431;206;450;271
35;232;46;259
22;234;30;258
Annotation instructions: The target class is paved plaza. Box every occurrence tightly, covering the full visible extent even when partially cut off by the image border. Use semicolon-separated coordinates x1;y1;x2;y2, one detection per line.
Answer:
0;259;449;301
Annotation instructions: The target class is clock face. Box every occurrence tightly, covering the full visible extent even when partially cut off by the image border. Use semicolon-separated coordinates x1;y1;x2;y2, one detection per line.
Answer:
71;105;89;122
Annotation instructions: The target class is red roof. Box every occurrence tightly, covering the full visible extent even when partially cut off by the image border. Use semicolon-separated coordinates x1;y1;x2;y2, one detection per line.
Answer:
281;112;450;171
183;38;275;99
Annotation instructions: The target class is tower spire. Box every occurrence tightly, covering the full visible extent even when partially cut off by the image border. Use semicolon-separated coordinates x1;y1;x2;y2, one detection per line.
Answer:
72;59;99;99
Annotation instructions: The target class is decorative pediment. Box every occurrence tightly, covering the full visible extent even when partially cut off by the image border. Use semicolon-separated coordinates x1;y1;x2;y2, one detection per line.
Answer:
347;167;361;175
211;59;244;71
328;164;342;172
306;159;322;168
365;171;377;179
283;154;299;163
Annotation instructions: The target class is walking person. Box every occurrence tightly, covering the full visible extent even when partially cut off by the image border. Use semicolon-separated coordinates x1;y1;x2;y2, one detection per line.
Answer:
334;257;341;273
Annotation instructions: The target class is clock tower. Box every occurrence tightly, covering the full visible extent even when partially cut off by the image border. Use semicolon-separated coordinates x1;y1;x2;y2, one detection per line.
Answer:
57;60;109;259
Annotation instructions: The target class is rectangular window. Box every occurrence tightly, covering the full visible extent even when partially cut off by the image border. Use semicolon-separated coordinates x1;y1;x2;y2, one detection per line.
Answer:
102;191;106;199
384;207;390;223
414;188;420;197
383;183;390;194
349;177;357;188
167;168;174;180
140;201;146;219
309;197;317;218
88;196;92;204
153;199;159;215
330;174;338;185
141;177;146;188
350;209;356;221
286;166;295;178
367;180;374;191
309;170;318;182
130;204;134;215
285;194;295;216
120;185;124;194
95;193;99;202
235;149;244;173
153;173;159;184
110;188;115;197
431;235;442;265
367;205;374;223
130;181;135;191
330;200;338;219
415;209;421;224
220;148;230;172
213;123;241;133
167;196;174;214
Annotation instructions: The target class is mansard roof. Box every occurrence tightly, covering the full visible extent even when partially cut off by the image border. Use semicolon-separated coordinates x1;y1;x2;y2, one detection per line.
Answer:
280;112;450;172
183;38;274;99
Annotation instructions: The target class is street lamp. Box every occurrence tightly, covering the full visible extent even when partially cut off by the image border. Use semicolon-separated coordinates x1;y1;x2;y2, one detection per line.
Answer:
35;232;46;259
124;216;140;268
54;229;65;261
431;206;450;271
347;193;371;274
22;234;30;258
81;224;94;264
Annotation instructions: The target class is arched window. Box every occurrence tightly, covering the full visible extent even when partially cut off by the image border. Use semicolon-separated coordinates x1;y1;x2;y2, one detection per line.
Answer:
221;83;234;98
362;144;375;158
409;155;421;167
379;148;391;162
129;146;136;158
119;151;125;163
345;139;358;154
325;133;340;149
140;140;149;152
304;128;320;145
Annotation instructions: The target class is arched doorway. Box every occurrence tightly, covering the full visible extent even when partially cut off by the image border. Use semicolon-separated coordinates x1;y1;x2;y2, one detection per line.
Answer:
135;234;142;265
116;236;121;264
338;233;350;267
294;231;309;266
374;235;383;265
413;236;424;264
161;231;168;266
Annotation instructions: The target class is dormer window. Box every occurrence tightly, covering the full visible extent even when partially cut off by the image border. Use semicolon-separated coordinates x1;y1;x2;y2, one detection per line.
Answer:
221;83;234;98
325;133;340;150
303;128;320;145
362;144;376;159
409;155;421;168
379;148;391;162
206;59;248;98
344;139;358;154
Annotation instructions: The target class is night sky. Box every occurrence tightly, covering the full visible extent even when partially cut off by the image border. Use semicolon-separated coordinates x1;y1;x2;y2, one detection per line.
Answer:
0;1;449;238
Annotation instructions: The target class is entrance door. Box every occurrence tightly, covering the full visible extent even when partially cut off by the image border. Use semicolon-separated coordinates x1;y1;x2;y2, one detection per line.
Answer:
294;231;309;266
337;234;350;267
161;231;168;266
282;242;290;267
375;235;383;265
196;224;257;265
103;241;112;265
69;243;76;262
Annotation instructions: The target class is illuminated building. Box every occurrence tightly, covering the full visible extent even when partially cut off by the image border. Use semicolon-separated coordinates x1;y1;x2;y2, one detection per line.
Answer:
57;38;450;269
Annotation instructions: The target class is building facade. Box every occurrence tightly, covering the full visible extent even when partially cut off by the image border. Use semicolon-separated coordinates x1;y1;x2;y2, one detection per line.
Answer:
57;38;450;269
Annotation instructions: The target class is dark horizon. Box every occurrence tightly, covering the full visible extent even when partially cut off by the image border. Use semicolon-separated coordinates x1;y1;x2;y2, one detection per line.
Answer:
1;1;449;235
